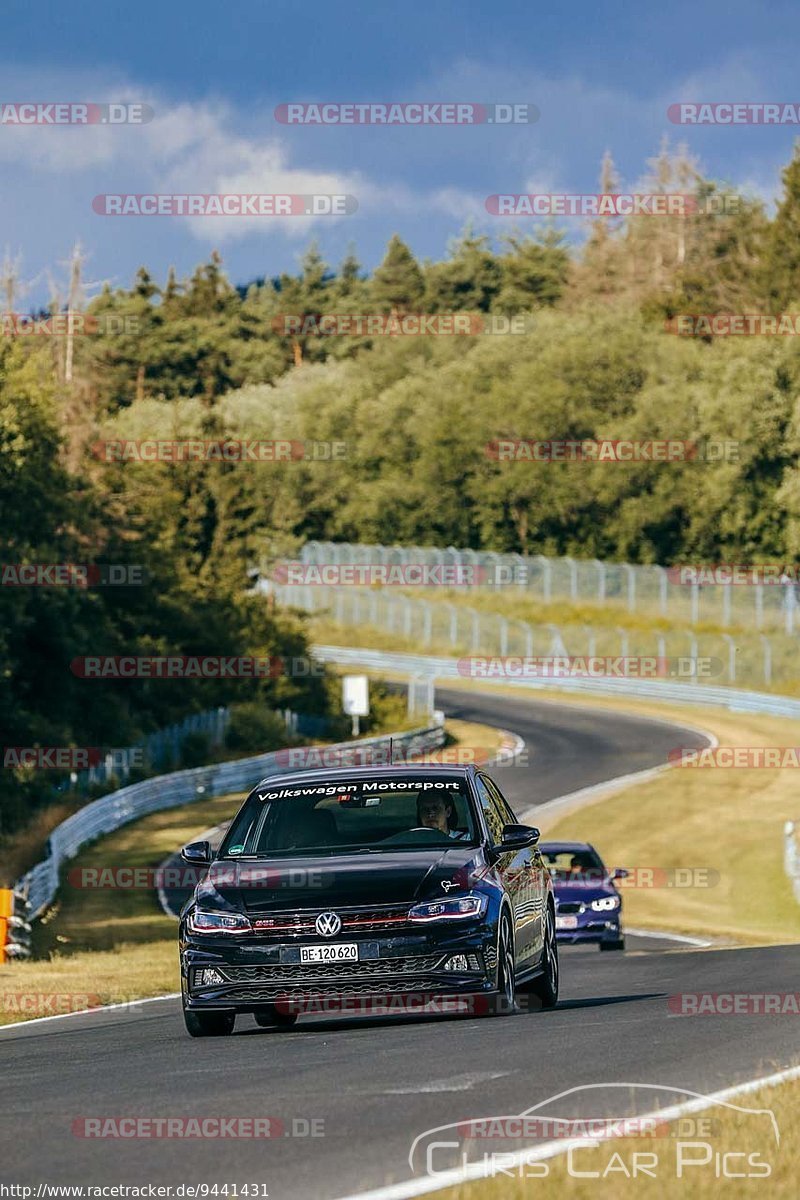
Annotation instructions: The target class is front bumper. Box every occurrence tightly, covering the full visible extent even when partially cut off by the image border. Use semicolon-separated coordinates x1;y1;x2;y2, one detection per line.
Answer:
181;924;498;1012
555;916;621;945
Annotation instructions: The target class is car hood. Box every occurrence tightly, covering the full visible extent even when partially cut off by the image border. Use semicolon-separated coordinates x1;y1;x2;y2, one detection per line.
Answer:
197;846;483;912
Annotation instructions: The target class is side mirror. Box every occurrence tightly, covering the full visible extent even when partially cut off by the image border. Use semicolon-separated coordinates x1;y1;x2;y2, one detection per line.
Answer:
181;840;211;865
611;867;629;881
498;823;540;852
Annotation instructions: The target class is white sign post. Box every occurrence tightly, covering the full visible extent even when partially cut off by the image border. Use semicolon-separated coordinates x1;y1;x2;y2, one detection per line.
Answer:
342;675;369;736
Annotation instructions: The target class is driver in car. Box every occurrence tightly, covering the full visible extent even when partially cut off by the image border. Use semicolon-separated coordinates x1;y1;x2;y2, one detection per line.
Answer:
416;793;468;840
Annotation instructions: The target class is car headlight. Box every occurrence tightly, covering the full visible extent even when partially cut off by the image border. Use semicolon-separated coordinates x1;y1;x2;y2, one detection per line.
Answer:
591;896;620;912
408;893;488;922
188;908;252;935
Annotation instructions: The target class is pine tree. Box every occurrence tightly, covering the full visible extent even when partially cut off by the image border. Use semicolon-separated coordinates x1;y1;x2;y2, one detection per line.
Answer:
765;142;800;310
370;235;424;312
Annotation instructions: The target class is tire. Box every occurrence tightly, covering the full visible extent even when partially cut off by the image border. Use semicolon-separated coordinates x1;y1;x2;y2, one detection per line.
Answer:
254;1006;299;1029
485;913;516;1017
183;1006;236;1037
600;938;625;952
523;903;559;1010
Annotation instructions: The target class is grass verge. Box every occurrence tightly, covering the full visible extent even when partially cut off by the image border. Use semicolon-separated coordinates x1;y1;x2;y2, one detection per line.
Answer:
438;1075;800;1200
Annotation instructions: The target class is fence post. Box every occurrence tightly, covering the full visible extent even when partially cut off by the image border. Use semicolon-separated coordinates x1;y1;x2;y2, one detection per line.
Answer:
657;565;668;617
761;635;772;687
622;564;636;613
721;633;736;684
592;559;606;603
533;556;552;603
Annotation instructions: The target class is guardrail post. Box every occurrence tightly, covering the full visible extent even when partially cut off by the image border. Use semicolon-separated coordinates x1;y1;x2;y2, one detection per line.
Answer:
761;634;772;686
721;633;736;683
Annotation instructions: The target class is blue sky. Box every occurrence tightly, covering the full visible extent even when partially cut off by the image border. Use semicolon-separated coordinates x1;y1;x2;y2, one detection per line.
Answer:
3;0;800;303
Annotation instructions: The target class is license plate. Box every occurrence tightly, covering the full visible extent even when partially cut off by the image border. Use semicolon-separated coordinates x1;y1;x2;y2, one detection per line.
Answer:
300;943;359;964
556;916;578;930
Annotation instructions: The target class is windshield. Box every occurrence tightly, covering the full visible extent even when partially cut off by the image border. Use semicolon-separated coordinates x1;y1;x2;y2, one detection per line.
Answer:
541;846;606;883
219;775;479;857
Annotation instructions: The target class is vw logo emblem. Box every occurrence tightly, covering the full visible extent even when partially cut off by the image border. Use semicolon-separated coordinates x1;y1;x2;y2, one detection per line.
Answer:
315;911;342;937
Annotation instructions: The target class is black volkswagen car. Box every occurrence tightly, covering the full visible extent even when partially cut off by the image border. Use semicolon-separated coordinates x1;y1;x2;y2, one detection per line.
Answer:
178;764;558;1035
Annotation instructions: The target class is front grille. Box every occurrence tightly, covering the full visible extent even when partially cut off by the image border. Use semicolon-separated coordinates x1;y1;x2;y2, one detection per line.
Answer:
217;979;445;1001
556;901;584;914
248;903;412;936
213;954;444;984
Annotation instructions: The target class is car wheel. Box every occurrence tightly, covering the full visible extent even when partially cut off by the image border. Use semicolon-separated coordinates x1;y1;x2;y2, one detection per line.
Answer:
254;1006;299;1028
600;938;625;951
486;913;516;1017
524;903;559;1009
183;1007;236;1037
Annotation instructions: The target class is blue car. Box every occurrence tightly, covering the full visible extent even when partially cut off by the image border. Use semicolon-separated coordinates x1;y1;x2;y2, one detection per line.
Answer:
539;841;627;951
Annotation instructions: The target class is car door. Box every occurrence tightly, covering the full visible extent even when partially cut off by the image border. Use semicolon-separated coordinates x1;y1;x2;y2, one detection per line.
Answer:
474;774;532;967
483;775;544;967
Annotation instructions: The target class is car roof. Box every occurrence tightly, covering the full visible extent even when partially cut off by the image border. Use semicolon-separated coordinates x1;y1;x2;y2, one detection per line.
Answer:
252;762;480;791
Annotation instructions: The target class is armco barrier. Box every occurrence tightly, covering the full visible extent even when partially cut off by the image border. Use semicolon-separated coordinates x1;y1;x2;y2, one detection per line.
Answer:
311;644;800;719
14;721;445;921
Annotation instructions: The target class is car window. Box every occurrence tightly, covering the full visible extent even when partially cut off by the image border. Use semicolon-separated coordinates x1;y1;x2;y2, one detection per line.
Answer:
474;776;506;844
220;775;479;856
483;776;518;826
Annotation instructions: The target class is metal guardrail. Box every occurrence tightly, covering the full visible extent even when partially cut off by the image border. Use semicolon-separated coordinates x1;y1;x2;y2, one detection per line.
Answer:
15;721;445;921
311;644;800;721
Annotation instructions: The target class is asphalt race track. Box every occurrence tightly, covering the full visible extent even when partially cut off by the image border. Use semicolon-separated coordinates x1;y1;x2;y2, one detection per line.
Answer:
3;688;797;1198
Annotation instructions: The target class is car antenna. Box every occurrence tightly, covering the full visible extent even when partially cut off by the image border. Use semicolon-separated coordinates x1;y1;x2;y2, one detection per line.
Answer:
389;736;394;764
